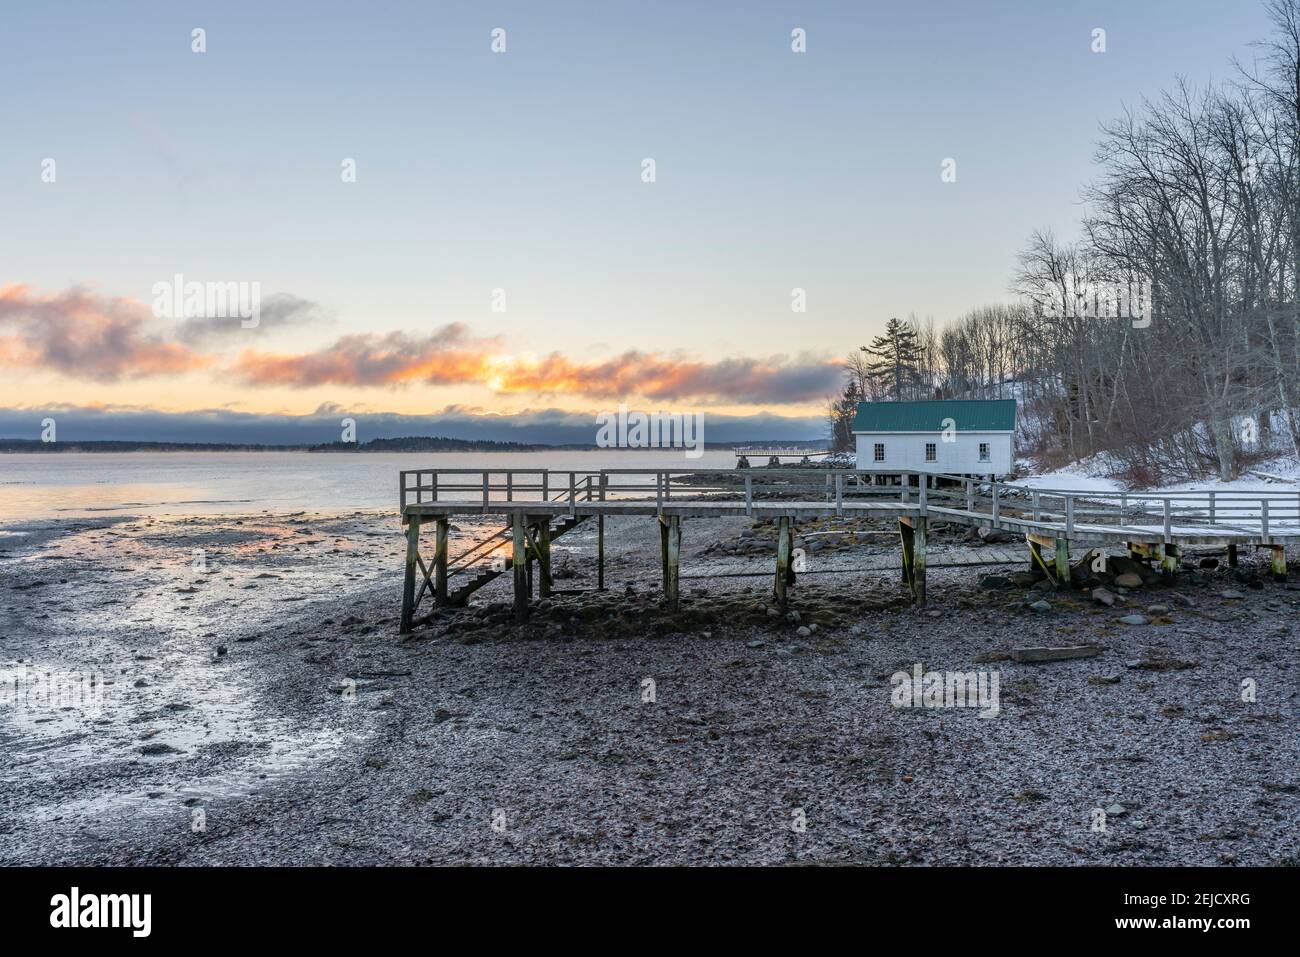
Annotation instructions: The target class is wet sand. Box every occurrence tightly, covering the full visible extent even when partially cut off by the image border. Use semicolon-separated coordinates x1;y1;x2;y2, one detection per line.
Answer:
1;510;1297;865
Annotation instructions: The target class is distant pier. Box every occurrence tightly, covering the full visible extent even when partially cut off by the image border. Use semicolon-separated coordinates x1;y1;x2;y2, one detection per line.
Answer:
733;447;831;467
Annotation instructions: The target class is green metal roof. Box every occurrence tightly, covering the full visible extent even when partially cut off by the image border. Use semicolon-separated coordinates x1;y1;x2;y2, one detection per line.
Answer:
852;399;1016;433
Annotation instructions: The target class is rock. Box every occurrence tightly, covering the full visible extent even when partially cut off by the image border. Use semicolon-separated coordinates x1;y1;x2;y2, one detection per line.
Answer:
795;626;811;637
746;640;765;649
1029;600;1052;613
1199;557;1220;569
140;742;181;756
1118;614;1149;626
978;526;1016;544
1114;572;1143;589
1105;803;1128;817
1088;674;1122;685
1146;604;1170;615
978;574;1014;590
215;645;228;657
1131;658;1198;671
1220;589;1245;600
1091;587;1116;607
1030;579;1055;593
1010;645;1102;663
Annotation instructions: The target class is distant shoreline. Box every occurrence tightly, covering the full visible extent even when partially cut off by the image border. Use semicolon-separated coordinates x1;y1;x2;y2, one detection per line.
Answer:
0;438;827;454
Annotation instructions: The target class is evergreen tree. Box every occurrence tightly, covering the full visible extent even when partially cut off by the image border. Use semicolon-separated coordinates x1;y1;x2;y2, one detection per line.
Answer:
864;317;923;400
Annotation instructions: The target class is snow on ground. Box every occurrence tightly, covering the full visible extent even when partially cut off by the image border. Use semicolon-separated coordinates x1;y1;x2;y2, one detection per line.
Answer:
1011;455;1300;525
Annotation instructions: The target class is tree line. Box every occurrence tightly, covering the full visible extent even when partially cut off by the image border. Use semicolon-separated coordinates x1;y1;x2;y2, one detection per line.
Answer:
831;0;1300;484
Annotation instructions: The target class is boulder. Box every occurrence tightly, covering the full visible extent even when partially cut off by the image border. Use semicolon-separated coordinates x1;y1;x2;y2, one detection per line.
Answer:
1091;587;1116;607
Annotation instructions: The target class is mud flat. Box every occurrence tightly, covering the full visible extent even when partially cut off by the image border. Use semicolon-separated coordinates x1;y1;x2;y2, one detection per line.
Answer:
1;511;1297;865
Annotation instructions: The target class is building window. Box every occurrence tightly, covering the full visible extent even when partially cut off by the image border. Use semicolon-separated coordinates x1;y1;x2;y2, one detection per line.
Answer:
979;442;990;462
873;443;885;462
925;442;936;462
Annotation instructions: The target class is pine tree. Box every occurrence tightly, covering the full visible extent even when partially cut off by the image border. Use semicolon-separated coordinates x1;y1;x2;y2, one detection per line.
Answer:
864;317;923;400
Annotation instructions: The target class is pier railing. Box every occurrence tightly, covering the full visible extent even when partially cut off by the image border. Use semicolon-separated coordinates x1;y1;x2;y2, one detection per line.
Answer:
399;467;1300;539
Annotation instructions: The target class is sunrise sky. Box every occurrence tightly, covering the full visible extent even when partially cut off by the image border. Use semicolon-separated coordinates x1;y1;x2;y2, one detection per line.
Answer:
0;0;1274;442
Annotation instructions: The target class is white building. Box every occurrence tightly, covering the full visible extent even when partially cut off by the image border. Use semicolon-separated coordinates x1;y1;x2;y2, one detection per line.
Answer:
852;399;1017;478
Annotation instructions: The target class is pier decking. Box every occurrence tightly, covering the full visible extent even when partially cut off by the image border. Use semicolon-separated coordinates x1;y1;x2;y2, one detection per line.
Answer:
396;467;1300;633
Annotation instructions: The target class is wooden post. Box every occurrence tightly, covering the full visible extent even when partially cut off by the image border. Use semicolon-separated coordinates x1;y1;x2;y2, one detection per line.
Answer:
661;515;680;609
1160;543;1178;578
597;514;605;590
434;517;449;605
1272;545;1287;582
537;519;553;598
1227;543;1238;567
597;474;607;590
399;514;422;634
899;517;914;588
512;513;528;622
1054;538;1070;588
774;515;792;608
1028;537;1044;574
912;517;927;605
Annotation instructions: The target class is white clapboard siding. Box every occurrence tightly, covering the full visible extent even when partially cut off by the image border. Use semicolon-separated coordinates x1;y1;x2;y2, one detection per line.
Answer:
854;431;1014;476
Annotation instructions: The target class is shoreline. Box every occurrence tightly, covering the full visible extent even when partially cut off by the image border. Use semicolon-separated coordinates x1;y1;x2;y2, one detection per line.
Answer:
2;509;1297;865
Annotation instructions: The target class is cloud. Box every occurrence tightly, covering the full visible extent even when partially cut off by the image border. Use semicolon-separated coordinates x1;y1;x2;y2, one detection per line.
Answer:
491;351;843;404
0;283;206;382
230;324;498;388
231;335;840;403
1;282;842;406
175;293;323;344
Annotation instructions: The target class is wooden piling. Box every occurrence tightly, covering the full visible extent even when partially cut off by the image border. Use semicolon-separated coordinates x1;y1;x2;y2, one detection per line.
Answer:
1161;543;1179;578
774;516;792;608
512;513;528;621
399;514;421;635
899;516;926;604
537;519;553;598
661;515;681;609
899;517;914;589
434;517;448;605
1228;543;1239;567
1054;538;1070;587
912;517;927;605
1027;533;1055;579
597;514;605;590
1272;545;1287;582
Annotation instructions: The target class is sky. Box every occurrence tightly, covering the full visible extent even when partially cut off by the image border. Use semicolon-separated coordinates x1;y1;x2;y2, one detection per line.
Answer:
0;0;1279;443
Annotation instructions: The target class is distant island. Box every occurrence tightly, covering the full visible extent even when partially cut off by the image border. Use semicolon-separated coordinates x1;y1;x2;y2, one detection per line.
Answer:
0;436;826;453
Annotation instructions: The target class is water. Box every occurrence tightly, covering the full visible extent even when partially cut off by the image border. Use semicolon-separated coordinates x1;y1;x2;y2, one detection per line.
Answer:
0;449;740;522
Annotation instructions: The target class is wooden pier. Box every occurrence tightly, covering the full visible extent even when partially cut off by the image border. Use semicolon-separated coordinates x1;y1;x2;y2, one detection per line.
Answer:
733;447;830;467
396;467;1300;634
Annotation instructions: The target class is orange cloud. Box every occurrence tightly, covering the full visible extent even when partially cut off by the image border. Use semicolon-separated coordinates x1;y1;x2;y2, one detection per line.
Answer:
0;283;207;382
230;325;497;388
2;283;842;406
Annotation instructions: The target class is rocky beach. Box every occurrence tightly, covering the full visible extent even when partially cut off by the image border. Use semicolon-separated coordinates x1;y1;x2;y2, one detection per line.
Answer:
2;508;1297;866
